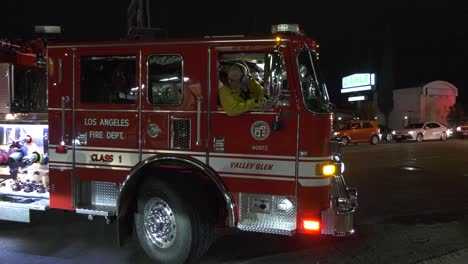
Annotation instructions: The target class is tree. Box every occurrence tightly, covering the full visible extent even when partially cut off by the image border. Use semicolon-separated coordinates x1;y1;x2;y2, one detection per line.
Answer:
354;101;376;120
446;102;465;127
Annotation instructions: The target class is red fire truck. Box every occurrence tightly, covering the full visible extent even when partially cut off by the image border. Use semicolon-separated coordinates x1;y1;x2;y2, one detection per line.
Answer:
0;24;357;264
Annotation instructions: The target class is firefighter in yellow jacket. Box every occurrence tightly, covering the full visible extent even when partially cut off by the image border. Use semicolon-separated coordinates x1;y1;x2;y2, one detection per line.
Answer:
219;64;264;116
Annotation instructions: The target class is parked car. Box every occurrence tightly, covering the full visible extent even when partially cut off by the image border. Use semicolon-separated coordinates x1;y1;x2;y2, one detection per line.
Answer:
378;124;393;142
392;121;451;142
455;123;468;138
333;120;381;146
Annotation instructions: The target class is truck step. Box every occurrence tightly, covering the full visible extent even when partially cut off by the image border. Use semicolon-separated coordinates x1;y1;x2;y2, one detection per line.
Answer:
76;205;116;217
236;193;296;236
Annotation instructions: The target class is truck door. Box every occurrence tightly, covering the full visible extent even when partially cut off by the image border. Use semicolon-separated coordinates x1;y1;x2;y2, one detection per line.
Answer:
48;48;75;210
209;47;298;196
72;48;141;201
140;45;208;161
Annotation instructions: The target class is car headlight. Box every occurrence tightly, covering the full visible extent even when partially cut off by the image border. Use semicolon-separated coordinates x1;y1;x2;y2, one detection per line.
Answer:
341;162;345;174
392;130;396;135
408;131;415;135
333;132;339;136
457;127;461;131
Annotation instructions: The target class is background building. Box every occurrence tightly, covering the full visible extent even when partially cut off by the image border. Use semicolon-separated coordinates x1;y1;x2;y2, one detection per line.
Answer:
384;80;458;129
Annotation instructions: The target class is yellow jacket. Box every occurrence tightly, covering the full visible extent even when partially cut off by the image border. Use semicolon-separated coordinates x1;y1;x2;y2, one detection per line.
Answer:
219;78;264;116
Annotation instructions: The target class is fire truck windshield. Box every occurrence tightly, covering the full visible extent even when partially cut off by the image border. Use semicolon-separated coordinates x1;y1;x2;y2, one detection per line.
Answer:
298;49;331;113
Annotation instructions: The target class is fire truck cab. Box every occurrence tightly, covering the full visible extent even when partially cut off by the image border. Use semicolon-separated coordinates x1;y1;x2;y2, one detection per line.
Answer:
0;24;357;264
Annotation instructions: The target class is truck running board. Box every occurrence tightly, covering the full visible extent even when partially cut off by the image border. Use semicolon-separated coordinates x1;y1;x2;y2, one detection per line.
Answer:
76;205;116;217
0;195;49;223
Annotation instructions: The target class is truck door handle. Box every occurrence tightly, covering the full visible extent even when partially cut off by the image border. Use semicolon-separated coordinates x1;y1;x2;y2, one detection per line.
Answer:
60;96;69;144
196;96;203;146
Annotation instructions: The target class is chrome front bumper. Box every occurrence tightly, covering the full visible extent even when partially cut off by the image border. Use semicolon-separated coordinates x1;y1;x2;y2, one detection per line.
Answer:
321;174;358;236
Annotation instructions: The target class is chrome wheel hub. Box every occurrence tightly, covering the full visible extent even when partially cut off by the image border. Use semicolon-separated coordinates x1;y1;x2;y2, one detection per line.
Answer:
143;198;177;248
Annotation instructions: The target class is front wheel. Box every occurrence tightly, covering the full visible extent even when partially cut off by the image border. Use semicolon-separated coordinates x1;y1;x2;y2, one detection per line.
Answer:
385;134;392;142
341;137;349;146
440;132;447;141
416;133;423;142
134;179;213;264
371;135;379;145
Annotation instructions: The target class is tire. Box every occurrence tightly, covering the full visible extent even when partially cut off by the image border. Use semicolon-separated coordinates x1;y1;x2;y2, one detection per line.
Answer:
341;137;349;146
440;132;447;141
134;178;213;264
371;135;379;145
416;133;423;142
385;134;392;142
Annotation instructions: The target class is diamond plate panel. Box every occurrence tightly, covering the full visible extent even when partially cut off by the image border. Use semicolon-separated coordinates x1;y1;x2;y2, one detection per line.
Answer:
321;206;354;236
0;205;30;222
0;197;49;210
76;205;116;217
237;193;296;235
321;174;356;236
91;181;119;207
0;63;12;114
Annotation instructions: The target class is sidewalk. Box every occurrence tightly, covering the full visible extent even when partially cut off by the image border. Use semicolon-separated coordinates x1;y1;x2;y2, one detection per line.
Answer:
416;248;468;264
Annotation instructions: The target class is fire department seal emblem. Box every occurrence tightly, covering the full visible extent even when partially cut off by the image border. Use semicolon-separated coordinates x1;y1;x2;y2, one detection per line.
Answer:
250;121;270;141
147;123;161;138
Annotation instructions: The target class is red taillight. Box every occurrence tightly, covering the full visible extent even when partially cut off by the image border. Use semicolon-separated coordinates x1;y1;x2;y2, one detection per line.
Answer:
303;219;320;231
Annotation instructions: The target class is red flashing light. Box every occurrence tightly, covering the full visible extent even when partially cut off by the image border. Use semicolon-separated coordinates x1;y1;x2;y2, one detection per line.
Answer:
303;219;320;231
55;145;68;154
0;151;9;164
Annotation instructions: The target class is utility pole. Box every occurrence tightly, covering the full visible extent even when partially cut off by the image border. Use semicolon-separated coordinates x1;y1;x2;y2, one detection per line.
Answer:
377;22;395;126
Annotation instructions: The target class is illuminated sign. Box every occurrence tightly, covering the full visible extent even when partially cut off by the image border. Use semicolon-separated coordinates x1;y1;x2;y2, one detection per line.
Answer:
348;95;366;102
341;85;372;93
342;73;375;89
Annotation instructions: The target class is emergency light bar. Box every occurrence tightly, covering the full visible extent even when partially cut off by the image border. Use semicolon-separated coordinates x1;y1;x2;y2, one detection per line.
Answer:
271;24;300;35
34;25;62;34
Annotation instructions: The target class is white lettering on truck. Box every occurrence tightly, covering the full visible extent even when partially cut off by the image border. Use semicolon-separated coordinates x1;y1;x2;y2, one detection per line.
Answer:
83;118;129;140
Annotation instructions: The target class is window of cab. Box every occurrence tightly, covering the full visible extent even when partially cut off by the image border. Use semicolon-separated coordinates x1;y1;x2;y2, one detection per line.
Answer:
217;51;290;109
80;55;136;104
147;54;184;106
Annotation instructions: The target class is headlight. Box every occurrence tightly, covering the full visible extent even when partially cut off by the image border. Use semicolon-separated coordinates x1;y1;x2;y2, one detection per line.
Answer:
392;130;396;135
457;127;461;131
341;162;345;173
333;132;339;136
408;131;415;135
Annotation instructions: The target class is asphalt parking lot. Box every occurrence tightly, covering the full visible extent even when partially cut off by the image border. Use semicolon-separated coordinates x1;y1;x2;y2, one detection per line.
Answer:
1;139;468;264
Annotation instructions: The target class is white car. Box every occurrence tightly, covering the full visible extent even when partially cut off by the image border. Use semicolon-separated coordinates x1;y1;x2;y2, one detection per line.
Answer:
392;122;451;142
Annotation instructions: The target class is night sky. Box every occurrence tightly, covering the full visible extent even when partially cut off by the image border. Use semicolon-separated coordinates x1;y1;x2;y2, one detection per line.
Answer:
1;1;467;110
